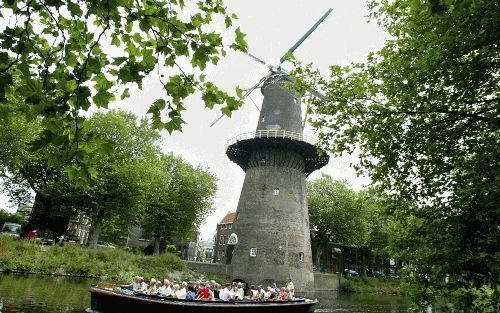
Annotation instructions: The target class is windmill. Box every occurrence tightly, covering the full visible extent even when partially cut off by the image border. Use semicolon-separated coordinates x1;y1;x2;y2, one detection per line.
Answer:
221;9;332;291
210;8;332;128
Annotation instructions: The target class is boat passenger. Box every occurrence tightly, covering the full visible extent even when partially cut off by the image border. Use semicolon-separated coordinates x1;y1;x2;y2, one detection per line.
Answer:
276;287;288;301
194;280;201;296
250;285;258;300
186;285;196;300
264;287;272;300
286;278;294;298
213;283;221;299
257;285;265;301
159;279;172;297
176;282;187;299
219;283;232;301
236;282;245;301
196;282;212;300
266;286;278;300
171;284;180;298
146;278;158;295
120;275;141;291
286;288;294;301
135;277;147;293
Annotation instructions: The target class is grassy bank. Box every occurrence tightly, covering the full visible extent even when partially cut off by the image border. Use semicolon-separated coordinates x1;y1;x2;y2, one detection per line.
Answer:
342;276;403;295
0;236;194;282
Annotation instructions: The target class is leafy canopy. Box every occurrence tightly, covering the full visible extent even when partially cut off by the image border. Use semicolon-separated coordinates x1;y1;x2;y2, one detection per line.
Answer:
0;0;247;181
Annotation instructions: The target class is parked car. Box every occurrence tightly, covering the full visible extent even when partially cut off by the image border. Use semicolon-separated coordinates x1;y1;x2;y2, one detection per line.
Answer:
57;234;80;244
97;241;116;249
36;232;55;245
343;268;359;277
0;222;21;239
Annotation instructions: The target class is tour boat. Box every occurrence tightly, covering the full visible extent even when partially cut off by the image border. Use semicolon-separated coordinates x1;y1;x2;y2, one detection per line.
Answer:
89;286;317;313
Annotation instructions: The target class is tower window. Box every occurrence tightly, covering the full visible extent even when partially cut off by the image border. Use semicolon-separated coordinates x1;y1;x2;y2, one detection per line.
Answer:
250;248;257;257
273;188;279;196
294;98;299;104
299;252;304;262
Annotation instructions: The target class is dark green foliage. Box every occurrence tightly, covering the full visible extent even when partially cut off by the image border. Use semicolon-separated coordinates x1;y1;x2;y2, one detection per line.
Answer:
0;0;246;183
342;276;402;295
293;0;499;311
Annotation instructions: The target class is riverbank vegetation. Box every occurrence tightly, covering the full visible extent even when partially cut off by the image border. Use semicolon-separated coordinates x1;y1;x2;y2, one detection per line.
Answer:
342;277;402;295
295;0;498;311
0;236;193;282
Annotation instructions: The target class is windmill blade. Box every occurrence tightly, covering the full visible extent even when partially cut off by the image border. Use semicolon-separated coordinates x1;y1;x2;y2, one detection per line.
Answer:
210;72;272;127
278;8;333;66
246;52;268;67
277;68;326;100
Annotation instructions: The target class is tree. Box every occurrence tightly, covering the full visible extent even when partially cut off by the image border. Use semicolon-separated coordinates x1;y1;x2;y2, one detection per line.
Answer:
307;175;369;271
140;154;217;254
82;110;161;248
0;0;247;182
293;0;498;310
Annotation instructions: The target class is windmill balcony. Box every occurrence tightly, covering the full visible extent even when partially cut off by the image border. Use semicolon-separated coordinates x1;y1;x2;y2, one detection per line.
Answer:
225;130;329;177
225;130;316;150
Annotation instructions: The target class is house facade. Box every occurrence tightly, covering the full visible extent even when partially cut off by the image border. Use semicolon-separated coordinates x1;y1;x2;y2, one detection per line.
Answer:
213;212;236;263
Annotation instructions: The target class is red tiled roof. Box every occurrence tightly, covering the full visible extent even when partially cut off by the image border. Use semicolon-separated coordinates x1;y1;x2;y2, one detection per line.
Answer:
219;212;236;224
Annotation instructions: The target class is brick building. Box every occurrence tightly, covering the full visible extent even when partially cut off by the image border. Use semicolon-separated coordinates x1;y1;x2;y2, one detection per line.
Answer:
213;212;236;263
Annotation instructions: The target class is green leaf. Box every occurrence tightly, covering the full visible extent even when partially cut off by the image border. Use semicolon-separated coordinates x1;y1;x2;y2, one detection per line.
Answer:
230;27;248;52
111;33;121;46
120;88;130;100
67;1;83;17
93;90;115;108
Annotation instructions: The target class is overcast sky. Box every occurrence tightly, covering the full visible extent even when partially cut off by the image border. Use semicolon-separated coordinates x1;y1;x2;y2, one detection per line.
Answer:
1;0;388;241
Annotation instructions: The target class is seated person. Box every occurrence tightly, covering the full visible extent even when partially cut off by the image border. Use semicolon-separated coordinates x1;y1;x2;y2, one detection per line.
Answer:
186;285;196;300
236;282;245;301
158;279;172;297
276;287;288;301
176;282;187;299
196;282;212;300
146;278;158;295
250;285;259;300
120;275;141;291
219;283;233;301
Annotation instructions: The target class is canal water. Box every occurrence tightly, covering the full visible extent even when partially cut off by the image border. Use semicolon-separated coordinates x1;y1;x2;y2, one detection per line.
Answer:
0;274;409;312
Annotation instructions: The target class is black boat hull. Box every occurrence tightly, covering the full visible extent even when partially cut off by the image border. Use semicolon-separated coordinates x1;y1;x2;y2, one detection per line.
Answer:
90;287;317;313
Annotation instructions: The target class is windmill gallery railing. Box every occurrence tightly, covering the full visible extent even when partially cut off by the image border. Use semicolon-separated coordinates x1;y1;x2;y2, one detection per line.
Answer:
226;130;317;150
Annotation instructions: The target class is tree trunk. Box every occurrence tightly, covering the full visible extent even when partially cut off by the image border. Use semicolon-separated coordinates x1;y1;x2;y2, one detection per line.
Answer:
153;236;160;255
87;221;103;249
361;253;367;277
316;246;322;271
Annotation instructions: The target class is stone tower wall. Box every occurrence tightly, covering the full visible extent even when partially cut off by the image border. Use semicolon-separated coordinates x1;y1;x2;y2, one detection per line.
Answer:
229;81;315;290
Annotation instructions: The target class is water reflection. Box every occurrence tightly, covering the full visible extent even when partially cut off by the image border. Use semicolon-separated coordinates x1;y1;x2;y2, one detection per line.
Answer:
0;274;409;313
0;274;97;313
311;291;409;313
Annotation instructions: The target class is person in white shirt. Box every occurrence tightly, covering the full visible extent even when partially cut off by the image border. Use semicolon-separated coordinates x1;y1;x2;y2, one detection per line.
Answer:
264;286;272;300
176;281;187;299
219;283;232;301
286;278;294;298
120;276;141;291
236;282;245;301
134;277;147;293
159;279;172;297
146;278;157;295
250;285;259;300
